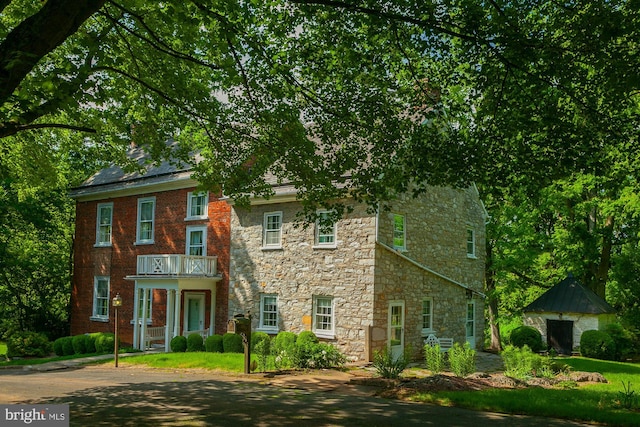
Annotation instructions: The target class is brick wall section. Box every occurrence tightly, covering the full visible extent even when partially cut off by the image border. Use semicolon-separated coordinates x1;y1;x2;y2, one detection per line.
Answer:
71;188;230;344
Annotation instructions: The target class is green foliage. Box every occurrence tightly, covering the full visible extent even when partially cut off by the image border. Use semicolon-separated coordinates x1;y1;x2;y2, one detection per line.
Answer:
424;344;445;374
6;331;52;358
296;331;319;346
501;345;555;380
272;331;297;370
617;381;638;410
72;334;91;355
448;343;476;378
61;336;75;356
222;333;244;353
186;333;204;352
170;335;187;353
253;333;271;372
53;337;65;356
94;333;117;354
250;331;270;351
603;323;636;361
510;326;544;353
372;347;408;379
581;330;616;360
205;334;223;353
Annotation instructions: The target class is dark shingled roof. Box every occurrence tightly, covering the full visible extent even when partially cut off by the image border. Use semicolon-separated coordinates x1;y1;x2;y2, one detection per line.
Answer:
523;275;616;315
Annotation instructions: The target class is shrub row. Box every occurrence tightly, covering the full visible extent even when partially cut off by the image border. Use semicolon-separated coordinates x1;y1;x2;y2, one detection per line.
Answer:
6;331;52;358
53;333;118;356
170;330;346;371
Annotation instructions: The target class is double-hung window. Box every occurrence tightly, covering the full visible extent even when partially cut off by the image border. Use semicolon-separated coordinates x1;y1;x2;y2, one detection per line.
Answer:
312;296;335;338
92;276;110;321
393;214;406;250
263;211;283;249
136;197;155;244
259;294;278;332
186;226;207;256
186;191;208;220
96;203;113;246
135;288;153;324
315;211;336;247
421;298;433;335
466;227;476;258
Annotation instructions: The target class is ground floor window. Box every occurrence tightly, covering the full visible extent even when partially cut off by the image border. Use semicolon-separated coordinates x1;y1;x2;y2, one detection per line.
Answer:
312;295;334;338
91;276;110;321
421;297;433;334
259;294;278;332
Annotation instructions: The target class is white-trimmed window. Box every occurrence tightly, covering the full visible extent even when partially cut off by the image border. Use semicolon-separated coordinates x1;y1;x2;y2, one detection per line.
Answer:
466;227;476;258
135;288;152;324
313;296;335;338
96;203;113;246
315;211;336;247
186;191;208;220
91;276;110;321
136;197;155;244
393;214;406;250
263;211;283;248
421;298;433;334
259;294;278;332
186;226;207;256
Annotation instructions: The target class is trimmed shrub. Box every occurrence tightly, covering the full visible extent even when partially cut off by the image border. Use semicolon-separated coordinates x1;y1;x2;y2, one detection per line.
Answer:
205;334;224;353
580;329;616;360
6;331;52;358
186;333;205;352
448;342;476;377
424;344;445;374
170;335;187;353
604;323;636;361
510;326;544;353
272;331;297;370
223;333;244;353
296;330;319;346
94;333;116;353
72;334;90;355
251;331;270;351
293;341;346;369
53;337;66;356
61;336;75;355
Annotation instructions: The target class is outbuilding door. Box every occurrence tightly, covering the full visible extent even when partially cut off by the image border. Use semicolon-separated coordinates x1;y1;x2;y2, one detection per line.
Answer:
547;319;573;355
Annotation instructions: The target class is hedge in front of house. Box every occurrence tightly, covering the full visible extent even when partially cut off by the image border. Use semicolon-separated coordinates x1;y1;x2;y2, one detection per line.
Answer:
222;333;243;353
170;335;187;352
510;326;544;353
205;334;223;353
186;333;205;352
6;331;52;358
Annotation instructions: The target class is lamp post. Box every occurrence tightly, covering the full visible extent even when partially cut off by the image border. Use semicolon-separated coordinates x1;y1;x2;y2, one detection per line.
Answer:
112;293;122;367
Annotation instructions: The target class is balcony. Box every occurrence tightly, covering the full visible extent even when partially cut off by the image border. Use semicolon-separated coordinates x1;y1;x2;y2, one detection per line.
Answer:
137;254;218;277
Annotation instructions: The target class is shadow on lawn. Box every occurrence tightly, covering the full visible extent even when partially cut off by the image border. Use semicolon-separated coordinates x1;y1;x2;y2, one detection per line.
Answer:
27;377;588;427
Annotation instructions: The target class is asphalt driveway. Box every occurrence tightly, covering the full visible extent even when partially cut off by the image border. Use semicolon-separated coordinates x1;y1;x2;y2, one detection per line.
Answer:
0;364;593;427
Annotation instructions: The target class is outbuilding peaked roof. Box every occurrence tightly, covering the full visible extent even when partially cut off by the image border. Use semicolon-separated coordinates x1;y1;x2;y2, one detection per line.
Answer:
523;274;616;315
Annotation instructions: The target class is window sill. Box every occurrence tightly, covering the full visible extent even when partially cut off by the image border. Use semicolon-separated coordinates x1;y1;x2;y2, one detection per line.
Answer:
130;320;153;325
135;241;155;246
90;316;109;323
261;246;283;251
184;216;209;221
421;329;435;337
255;327;279;334
393;247;407;253
312;244;337;250
314;331;335;340
466;254;477;260
93;243;112;248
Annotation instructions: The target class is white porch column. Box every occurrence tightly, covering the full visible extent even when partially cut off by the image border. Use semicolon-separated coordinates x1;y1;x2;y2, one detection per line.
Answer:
165;290;172;352
141;287;149;350
209;288;215;336
133;286;140;349
174;290;182;339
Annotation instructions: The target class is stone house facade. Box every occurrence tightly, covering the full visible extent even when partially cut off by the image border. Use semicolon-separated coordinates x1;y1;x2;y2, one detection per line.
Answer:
229;186;487;361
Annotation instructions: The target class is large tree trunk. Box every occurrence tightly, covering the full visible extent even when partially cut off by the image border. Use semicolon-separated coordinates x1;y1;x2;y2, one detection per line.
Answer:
486;240;502;352
0;0;105;104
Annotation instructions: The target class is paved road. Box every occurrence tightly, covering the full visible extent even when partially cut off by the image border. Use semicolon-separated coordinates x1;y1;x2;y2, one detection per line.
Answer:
0;364;592;427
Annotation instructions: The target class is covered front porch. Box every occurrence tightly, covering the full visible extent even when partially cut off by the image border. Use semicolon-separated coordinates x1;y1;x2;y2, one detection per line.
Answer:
126;254;221;351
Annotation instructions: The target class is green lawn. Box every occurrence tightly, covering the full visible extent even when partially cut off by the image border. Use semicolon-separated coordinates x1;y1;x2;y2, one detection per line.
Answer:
116;352;249;372
0;341;7;357
410;357;640;426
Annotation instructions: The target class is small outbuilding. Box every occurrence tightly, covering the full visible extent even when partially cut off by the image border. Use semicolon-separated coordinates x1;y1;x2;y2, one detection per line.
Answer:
523;274;616;355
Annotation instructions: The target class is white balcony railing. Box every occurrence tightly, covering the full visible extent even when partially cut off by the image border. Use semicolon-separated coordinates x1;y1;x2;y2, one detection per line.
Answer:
137;255;218;276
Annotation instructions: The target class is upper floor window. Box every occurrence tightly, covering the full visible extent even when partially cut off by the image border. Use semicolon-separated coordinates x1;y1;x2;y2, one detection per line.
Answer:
186;226;207;256
421;297;433;334
313;295;335;338
259;294;278;332
96;203;113;246
136;197;155;244
393;214;406;250
466;227;476;258
315;211;336;247
263;211;282;249
186;191;208;220
91;276;110;321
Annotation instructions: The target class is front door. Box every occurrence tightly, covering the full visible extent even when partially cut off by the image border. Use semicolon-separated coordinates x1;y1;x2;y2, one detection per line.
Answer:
184;292;205;333
388;301;405;361
547;319;574;355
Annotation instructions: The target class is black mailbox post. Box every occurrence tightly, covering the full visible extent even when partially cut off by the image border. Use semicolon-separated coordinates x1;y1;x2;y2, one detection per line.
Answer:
228;313;252;374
